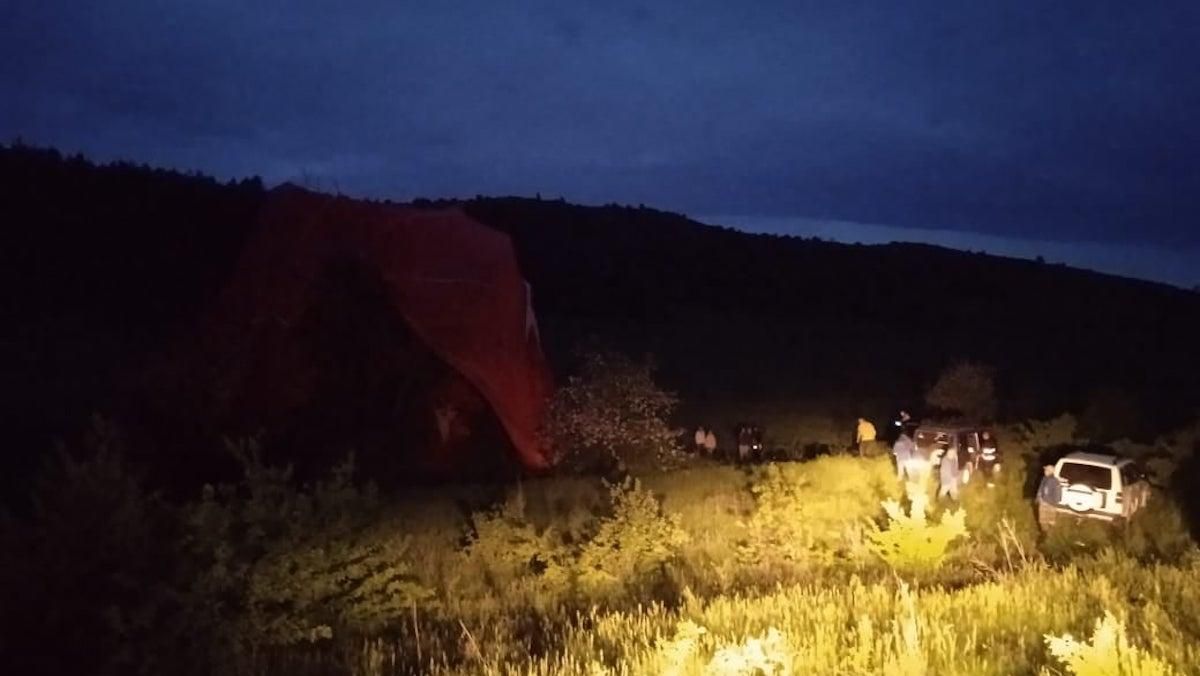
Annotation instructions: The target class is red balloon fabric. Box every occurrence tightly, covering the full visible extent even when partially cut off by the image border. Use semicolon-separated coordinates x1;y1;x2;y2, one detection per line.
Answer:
216;186;553;469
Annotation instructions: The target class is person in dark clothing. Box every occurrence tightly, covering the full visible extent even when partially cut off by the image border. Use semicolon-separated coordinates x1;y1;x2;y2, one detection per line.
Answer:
979;430;1000;486
1036;464;1063;528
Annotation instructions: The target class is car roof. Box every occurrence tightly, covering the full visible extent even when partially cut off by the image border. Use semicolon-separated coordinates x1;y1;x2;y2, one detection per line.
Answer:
1059;451;1129;467
915;424;986;433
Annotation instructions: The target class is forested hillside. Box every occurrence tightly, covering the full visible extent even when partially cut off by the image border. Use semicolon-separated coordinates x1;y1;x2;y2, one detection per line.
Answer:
3;144;1198;495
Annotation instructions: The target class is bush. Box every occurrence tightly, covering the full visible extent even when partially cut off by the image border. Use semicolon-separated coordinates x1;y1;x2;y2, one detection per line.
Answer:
576;478;690;598
1008;414;1079;452
925;361;997;422
738;459;898;572
460;487;571;608
0;419;176;676
545;349;682;473
866;499;969;574
1044;611;1179;676
178;443;431;667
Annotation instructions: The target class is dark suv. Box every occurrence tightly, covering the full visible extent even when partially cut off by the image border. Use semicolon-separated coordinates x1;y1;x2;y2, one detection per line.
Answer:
913;424;1001;485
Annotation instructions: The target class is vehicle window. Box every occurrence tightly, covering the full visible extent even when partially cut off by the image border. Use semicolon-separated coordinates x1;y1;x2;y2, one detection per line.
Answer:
1058;462;1113;490
1120;464;1143;485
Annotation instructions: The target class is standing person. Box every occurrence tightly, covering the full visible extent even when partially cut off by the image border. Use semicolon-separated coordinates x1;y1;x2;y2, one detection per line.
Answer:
736;425;750;463
855;418;877;456
704;429;718;459
979;430;1000;486
938;444;960;500
1036;464;1063;528
892;431;914;481
893;409;915;442
694;426;708;454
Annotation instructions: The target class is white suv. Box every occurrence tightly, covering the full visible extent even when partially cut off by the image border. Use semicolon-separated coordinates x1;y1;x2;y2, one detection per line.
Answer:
1049;452;1150;522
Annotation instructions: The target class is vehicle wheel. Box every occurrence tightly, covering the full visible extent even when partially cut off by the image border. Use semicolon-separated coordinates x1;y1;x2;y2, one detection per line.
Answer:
1063;484;1100;513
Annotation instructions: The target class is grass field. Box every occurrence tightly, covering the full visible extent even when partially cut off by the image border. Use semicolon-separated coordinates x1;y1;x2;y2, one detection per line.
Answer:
6;425;1200;675
237;450;1200;675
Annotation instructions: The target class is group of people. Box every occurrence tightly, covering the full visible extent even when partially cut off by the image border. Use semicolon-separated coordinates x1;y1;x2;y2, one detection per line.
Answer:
692;424;765;463
890;429;962;500
692;426;718;456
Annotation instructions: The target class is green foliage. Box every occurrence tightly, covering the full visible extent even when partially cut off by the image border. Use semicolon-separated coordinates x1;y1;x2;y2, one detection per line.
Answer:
866;499;969;573
740;463;824;567
545;348;682;473
455;477;692;609
1009;414;1079;451
0;420;174;676
1037;494;1194;567
9;441;1200;676
178;442;431;663
738;459;896;571
460;486;571;607
1044;612;1179;676
925;361;997;421
1139;420;1199;487
576;478;690;597
1122;497;1194;563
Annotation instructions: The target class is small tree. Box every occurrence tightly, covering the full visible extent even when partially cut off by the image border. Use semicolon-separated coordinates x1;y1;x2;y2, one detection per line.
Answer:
575;478;690;597
925;361;997;422
545;348;681;472
1044;611;1178;676
865;499;968;573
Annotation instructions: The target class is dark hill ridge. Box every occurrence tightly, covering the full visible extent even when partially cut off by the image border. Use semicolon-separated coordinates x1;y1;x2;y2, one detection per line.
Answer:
462;197;1199;420
2;144;1198;495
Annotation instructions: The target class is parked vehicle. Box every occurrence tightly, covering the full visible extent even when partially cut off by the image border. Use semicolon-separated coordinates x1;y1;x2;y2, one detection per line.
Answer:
913;424;1000;485
1042;452;1150;524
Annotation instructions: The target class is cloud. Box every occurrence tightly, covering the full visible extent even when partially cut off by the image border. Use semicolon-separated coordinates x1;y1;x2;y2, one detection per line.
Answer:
704;214;1200;290
2;1;1198;245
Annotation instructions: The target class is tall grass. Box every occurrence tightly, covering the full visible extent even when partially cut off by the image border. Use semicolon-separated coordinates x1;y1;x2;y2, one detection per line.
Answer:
8;443;1200;675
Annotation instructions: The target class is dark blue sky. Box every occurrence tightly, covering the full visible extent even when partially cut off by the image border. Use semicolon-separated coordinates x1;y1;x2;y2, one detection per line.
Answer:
2;2;1198;282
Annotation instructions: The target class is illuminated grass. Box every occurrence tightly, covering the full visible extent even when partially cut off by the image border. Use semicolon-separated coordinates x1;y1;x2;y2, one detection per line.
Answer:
238;455;1200;675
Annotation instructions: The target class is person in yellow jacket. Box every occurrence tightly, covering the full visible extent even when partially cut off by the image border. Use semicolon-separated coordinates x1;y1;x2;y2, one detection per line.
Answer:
855;417;877;456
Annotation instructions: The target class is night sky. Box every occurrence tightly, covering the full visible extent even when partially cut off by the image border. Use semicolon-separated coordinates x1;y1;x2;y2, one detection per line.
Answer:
2;2;1197;286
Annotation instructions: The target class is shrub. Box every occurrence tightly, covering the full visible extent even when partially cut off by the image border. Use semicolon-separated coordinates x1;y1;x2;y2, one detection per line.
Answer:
925;361;997;422
460;487;571;607
576;478;690;597
1009;414;1079;452
1122;497;1195;563
735;458;902;579
178;443;431;665
740;464;840;571
1044;611;1179;676
1141;420;1200;487
0;421;175;676
866;499;968;573
545;348;682;473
